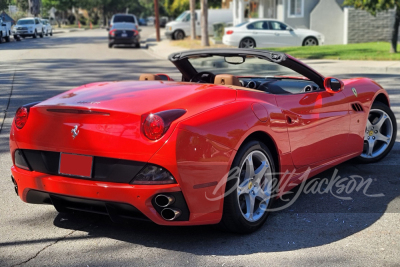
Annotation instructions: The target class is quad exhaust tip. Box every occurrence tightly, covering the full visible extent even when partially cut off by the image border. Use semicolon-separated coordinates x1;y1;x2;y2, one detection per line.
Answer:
155;194;175;208
161;208;181;221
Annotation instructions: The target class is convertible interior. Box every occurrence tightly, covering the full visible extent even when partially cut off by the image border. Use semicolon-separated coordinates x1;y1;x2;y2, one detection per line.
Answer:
138;49;325;95
139;73;322;95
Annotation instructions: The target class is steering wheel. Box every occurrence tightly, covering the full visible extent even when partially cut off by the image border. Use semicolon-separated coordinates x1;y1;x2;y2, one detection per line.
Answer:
190;71;216;83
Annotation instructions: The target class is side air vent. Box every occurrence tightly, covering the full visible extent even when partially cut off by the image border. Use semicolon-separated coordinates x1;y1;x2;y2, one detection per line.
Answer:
351;103;364;112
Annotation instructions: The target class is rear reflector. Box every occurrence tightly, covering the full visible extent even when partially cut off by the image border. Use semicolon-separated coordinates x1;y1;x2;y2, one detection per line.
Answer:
14;150;31;170
226;30;234;35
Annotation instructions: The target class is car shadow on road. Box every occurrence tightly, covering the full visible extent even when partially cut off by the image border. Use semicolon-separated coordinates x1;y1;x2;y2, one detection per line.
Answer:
44;147;399;256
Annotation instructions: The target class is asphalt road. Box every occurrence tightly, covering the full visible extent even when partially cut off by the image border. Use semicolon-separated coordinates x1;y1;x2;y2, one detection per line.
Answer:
0;28;399;267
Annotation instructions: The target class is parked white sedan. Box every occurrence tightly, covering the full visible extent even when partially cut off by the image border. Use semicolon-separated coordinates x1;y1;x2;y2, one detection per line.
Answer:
223;19;324;48
41;19;53;36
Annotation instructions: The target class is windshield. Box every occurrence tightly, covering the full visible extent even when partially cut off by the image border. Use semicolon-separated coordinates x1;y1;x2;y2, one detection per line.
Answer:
175;12;188;22
17;19;35;25
187;55;301;78
113;15;135;23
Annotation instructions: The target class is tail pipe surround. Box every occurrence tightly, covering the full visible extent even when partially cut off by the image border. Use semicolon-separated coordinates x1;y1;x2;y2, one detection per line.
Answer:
152;191;190;221
161;208;181;221
154;194;175;207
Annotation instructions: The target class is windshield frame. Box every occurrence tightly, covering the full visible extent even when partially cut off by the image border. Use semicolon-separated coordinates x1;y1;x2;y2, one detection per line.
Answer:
168;49;325;88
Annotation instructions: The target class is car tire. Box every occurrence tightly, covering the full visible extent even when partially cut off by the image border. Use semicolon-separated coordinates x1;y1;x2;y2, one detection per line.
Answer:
302;37;318;46
33;31;37;38
355;102;397;164
108;43;113;48
5;35;10;42
50;30;53;36
0;33;2;43
239;38;256;49
39;31;44;38
135;43;140;48
45;30;48;36
173;30;184;40
219;140;276;234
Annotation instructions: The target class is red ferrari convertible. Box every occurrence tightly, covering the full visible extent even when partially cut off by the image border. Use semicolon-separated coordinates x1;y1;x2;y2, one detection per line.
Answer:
10;49;396;233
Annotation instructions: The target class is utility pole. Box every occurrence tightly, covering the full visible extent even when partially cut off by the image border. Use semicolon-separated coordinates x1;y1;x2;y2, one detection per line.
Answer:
201;0;209;46
190;0;196;40
154;0;160;42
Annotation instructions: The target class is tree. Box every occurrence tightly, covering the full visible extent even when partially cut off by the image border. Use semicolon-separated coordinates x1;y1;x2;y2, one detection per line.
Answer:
0;0;10;11
15;0;29;11
200;0;208;46
343;0;400;53
190;0;195;39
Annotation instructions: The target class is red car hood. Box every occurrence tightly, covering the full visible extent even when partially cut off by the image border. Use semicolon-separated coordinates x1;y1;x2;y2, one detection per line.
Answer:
16;81;236;162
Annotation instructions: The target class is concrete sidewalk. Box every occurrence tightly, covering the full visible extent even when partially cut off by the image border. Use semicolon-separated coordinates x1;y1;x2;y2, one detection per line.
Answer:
147;38;400;75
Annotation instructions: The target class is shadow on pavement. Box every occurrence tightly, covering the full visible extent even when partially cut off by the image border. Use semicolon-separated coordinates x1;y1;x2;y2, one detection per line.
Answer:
3;153;397;257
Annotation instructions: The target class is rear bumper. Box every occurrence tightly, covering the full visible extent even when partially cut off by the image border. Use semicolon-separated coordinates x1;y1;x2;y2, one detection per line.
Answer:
222;36;237;47
109;36;140;45
11;166;195;225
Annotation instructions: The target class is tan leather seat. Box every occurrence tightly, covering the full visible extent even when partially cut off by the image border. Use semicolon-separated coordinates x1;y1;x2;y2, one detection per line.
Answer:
139;74;162;81
214;74;241;86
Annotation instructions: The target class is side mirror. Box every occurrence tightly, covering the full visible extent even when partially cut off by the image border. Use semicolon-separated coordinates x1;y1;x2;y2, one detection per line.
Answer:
287;27;293;31
324;77;344;93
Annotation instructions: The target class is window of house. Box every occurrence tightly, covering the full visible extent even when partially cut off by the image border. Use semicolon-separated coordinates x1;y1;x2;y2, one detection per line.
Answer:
288;0;303;18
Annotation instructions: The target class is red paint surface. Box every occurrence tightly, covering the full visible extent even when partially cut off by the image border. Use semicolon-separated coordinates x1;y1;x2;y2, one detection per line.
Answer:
9;75;390;226
59;153;93;178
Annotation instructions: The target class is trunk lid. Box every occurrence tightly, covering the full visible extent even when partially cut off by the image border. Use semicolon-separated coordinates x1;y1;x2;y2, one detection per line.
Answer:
17;81;236;162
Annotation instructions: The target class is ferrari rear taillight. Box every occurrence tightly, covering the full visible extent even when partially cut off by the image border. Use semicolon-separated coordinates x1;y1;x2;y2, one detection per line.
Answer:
142;109;186;140
144;114;165;140
14;102;40;129
109;29;116;36
226;30;234;35
15;107;29;129
133;30;139;35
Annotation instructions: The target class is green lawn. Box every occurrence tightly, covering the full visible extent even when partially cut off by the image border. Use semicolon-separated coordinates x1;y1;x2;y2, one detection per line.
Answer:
262;42;400;61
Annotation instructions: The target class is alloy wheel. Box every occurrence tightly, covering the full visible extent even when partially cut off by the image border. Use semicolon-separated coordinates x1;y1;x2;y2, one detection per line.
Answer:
237;150;272;222
240;38;255;48
304;38;317;46
361;109;394;159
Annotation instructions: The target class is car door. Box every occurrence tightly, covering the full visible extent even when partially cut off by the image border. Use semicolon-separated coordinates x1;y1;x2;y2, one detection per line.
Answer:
268;21;300;47
245;21;275;48
274;87;350;168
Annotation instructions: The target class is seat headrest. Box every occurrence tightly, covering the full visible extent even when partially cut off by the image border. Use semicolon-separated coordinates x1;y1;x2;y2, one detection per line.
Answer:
214;74;241;86
139;74;162;81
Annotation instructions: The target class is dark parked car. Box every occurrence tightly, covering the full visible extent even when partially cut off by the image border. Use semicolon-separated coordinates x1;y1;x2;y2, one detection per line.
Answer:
108;22;141;48
160;17;169;28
